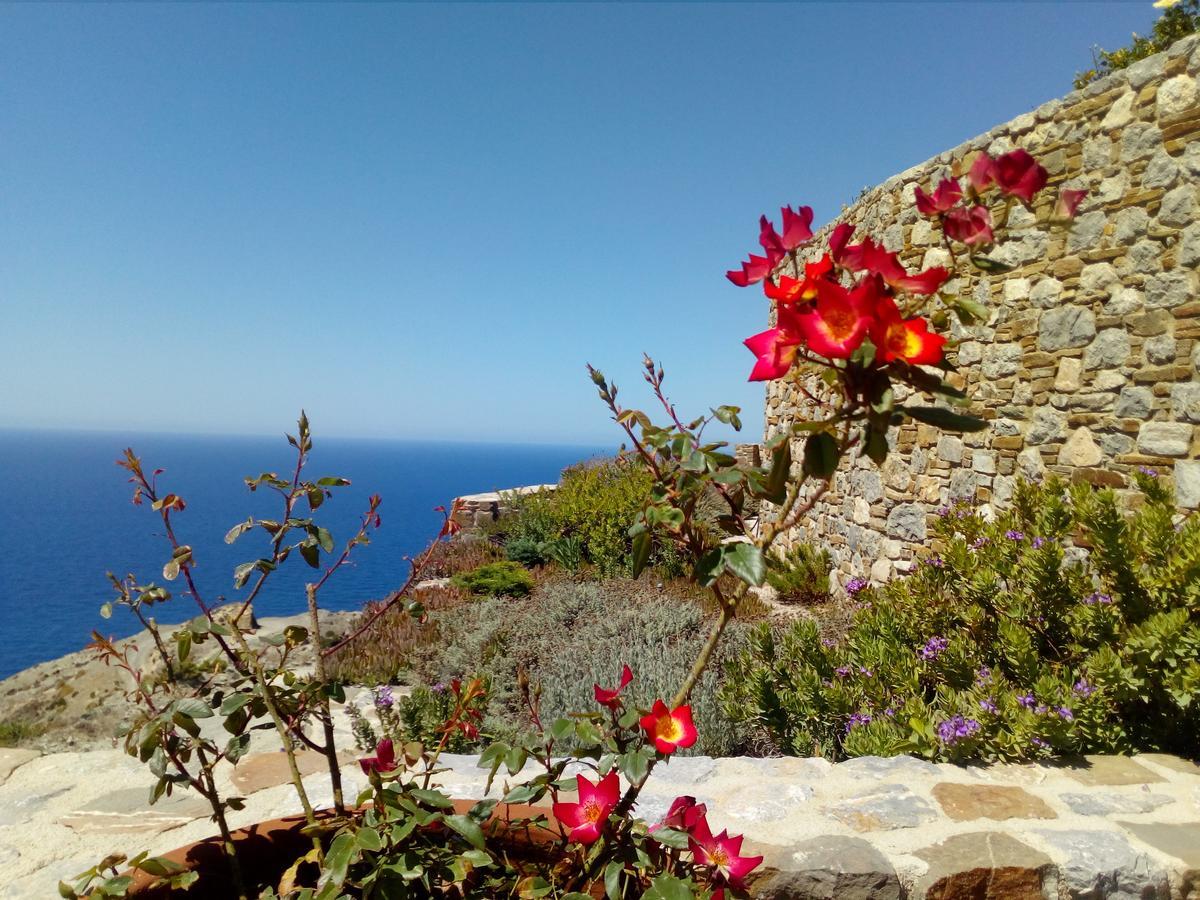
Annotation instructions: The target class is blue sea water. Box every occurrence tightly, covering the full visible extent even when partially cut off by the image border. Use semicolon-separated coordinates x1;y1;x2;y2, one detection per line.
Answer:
0;429;605;680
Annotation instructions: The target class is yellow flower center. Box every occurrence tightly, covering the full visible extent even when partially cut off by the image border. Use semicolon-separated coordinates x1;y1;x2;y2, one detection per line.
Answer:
822;305;857;341
887;322;921;359
657;716;684;743
709;847;730;868
582;798;604;824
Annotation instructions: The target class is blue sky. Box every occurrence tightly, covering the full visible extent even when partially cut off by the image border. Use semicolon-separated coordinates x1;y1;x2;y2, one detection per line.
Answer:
0;2;1158;445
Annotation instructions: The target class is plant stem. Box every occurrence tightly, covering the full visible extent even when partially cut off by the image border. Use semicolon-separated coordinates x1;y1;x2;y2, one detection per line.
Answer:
306;583;345;816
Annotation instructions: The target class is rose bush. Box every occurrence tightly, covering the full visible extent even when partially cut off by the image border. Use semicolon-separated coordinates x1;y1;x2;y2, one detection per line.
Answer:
64;143;1082;898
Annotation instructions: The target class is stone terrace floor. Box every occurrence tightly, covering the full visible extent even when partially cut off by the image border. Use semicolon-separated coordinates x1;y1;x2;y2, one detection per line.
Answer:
2;740;1199;898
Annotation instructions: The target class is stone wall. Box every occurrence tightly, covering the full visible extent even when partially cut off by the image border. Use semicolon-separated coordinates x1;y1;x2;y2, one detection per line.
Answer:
764;33;1200;588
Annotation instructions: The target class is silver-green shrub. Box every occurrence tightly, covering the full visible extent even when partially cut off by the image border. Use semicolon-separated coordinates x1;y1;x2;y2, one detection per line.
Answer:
420;580;751;756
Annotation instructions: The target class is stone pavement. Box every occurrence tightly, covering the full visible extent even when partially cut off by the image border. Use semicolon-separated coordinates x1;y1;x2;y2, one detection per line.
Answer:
2;740;1199;899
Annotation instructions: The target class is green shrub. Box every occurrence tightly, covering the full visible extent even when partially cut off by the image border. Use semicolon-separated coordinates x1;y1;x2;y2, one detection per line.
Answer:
452;561;534;598
504;536;546;567
541;535;584;572
416;579;754;756
722;473;1200;763
398;683;485;754
766;542;832;604
0;717;44;748
1074;0;1199;88
496;458;689;578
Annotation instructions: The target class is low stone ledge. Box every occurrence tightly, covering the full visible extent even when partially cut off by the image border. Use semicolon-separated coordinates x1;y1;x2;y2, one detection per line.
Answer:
451;483;557;528
5;749;1200;898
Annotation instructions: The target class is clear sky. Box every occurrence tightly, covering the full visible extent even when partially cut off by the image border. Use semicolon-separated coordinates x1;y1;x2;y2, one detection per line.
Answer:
0;2;1159;445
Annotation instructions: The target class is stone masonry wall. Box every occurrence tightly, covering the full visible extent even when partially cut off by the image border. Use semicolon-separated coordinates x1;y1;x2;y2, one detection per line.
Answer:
764;34;1200;589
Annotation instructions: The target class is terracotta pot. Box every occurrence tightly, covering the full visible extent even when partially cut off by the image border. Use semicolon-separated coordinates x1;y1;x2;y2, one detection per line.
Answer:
126;801;604;898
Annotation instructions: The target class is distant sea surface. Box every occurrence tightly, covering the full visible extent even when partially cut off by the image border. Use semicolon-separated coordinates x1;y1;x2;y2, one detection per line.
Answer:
0;429;606;680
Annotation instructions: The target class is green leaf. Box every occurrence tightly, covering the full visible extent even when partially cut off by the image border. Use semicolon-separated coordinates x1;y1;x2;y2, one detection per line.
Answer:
173;698;213;719
224;518;254;545
764;438;791;504
356;827;383;852
220;693;251;715
410;789;455;809
225;733;251;764
619;748;649;784
630;531;652;579
864;427;889;465
648;826;690;850
300;541;320;569
501;783;543;804
323;833;357;886
642;875;695;900
605;861;624;900
969;254;1015;273
902;405;988;433
444;814;486;850
317;477;351;487
802;431;839;478
316;527;334;553
693;547;725;587
724;542;766;587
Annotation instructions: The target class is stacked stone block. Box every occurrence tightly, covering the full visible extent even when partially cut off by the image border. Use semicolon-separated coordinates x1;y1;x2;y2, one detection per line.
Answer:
763;34;1200;587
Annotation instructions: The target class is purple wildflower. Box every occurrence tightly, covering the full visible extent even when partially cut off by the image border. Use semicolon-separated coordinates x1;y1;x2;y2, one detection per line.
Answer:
1005;530;1025;541
845;577;869;597
1035;704;1049;716
859;666;874;678
1018;693;1036;709
1084;592;1113;606
845;712;873;734
1138;466;1158;477
925;555;945;568
1032;537;1047;549
919;636;950;661
821;637;838;648
835;666;852;678
936;715;981;746
1073;678;1095;698
936;505;951;518
375;686;394;709
979;698;999;714
970;536;990;550
1057;706;1074;721
431;682;448;694
1031;737;1049;749
882;707;896;718
975;667;992;685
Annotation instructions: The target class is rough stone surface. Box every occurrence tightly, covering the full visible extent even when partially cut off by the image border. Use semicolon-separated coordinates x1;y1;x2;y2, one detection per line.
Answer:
1058;791;1175;815
916;832;1054;900
823;784;938;831
751;836;901;900
1175;460;1200;509
1033;829;1170;900
1039;306;1097;352
1058;428;1103;467
0;751;37;788
1059;755;1166;786
931;782;1056;822
1137;422;1193;457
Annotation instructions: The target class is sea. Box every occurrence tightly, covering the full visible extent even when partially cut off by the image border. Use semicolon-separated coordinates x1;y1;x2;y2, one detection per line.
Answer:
0;429;606;680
